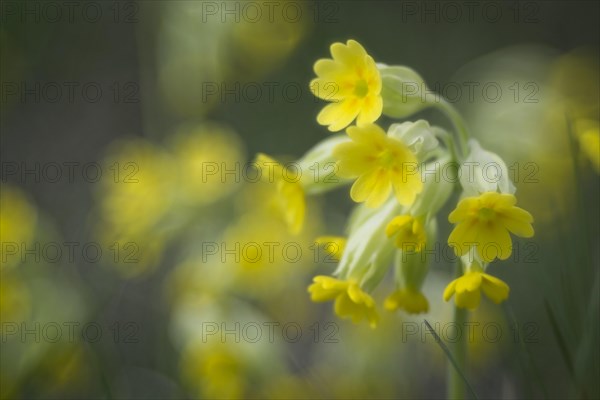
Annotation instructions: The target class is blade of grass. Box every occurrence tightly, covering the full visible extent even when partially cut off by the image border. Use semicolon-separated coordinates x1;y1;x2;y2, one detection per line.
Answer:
423;319;478;400
503;303;549;399
544;300;576;381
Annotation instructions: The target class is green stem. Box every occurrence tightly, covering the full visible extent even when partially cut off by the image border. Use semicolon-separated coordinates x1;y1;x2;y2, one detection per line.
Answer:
448;262;468;399
435;100;470;158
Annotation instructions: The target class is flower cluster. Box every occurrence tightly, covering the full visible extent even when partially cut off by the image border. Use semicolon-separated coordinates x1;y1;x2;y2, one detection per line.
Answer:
257;40;534;327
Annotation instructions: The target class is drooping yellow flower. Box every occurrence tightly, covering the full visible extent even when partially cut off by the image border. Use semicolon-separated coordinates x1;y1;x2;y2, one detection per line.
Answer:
310;40;382;132
385;215;426;251
255;153;305;234
334;123;422;207
308;276;378;328
443;268;510;310
315;236;346;261
448;192;534;263
384;288;429;314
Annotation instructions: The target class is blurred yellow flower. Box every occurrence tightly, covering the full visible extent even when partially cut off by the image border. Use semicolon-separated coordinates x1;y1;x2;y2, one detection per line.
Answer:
0;185;37;270
96;138;174;277
443;267;510;310
334;123;422;207
181;343;246;399
308;275;378;328
255;153;305;234
169;123;245;205
384;288;429;314
231;0;307;79
315;236;346;261
310;40;382;132
99;138;174;237
448;192;534;263
385;215;426;251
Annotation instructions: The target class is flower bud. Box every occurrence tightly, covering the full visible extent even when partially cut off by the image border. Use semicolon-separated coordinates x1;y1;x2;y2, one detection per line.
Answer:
334;197;402;290
378;64;433;118
459;139;516;196
387;120;439;160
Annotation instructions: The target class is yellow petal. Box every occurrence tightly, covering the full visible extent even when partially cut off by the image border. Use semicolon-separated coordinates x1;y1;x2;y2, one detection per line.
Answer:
316;100;361;132
455;288;481;310
356;95;383;125
448;220;478;256
349;169;379;203
481;274;510;304
455;272;482;294
334;292;358;321
330;40;366;66
385;215;413;237
443;279;459;301
364;169;392;207
500;213;535;238
363;55;382;94
448;197;477;223
333;142;376;177
391;168;422;206
346;123;387;145
313;58;343;78
476;223;512;262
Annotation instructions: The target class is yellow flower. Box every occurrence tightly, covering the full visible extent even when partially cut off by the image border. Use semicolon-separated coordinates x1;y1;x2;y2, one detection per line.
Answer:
308;276;378;328
448;192;534;263
384;288;429;314
334;123;422;207
315;236;346;261
443;268;510;310
255;153;305;234
310;39;382;132
181;342;246;400
385;215;426;251
169;123;245;205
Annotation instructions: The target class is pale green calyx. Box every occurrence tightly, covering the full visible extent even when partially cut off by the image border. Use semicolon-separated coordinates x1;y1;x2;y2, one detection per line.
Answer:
378;64;432;118
334;197;402;290
395;218;438;291
410;156;456;218
459;139;516;197
296;134;352;194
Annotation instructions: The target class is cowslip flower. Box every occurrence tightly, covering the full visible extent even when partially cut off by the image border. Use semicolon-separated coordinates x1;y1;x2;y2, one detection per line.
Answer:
308;276;378;328
334;123;423;207
385;288;429;314
443;262;510;310
310;39;382;132
448;192;534;263
385;215;426;251
255;153;305;234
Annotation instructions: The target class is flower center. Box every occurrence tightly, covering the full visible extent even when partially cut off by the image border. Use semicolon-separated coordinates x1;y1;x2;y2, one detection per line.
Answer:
354;79;369;98
478;207;496;221
377;149;396;167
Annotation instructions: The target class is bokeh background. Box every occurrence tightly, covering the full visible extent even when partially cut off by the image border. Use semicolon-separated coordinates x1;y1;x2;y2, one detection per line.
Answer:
1;1;599;399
